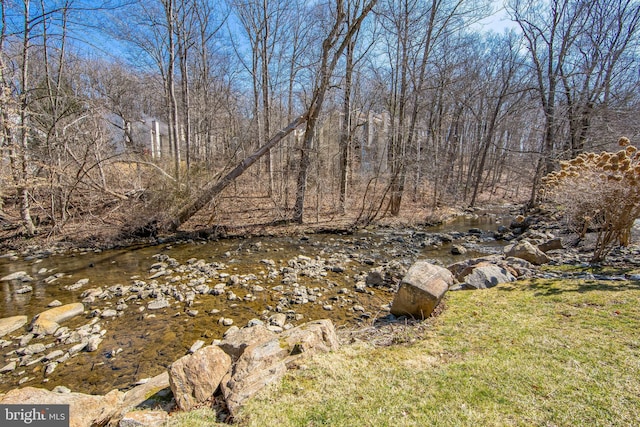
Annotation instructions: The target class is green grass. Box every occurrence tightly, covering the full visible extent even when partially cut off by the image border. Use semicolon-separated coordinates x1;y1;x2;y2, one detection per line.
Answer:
171;276;640;426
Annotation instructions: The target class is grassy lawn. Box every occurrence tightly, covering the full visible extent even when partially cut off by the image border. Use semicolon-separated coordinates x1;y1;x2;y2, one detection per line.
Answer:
169;276;640;427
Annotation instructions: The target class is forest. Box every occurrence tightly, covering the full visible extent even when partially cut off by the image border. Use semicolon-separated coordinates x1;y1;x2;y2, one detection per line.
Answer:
1;0;639;244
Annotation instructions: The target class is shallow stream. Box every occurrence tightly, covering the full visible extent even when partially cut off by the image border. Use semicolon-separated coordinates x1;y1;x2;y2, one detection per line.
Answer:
0;211;512;395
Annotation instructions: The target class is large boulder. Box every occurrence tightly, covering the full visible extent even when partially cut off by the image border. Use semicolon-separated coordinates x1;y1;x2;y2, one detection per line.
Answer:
390;262;454;319
168;345;232;411
221;319;338;416
0;386;124;427
217;324;277;361
505;240;550;265
30;303;85;335
462;265;516;290
0;315;28;338
109;371;171;424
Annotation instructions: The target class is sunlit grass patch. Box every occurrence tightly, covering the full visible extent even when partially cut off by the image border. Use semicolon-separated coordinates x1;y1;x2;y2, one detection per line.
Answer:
233;278;640;426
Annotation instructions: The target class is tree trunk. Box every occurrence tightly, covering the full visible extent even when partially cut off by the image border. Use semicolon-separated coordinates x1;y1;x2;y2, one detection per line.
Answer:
163;115;306;231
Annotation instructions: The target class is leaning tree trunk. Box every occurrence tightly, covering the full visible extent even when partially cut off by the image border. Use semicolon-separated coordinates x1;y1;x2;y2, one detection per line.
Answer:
162;115;306;231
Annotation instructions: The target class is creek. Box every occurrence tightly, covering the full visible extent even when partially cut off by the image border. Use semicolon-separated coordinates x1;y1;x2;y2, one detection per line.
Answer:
0;210;512;395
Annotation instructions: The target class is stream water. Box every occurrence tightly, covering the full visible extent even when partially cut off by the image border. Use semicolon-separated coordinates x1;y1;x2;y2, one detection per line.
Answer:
0;210;512;395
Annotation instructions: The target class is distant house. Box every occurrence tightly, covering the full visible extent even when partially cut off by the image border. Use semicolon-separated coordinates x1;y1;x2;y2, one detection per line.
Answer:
108;114;170;159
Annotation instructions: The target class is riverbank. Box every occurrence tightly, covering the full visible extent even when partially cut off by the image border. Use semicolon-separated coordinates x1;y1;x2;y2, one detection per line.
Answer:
0;198;489;254
219;271;640;426
2;203;640;425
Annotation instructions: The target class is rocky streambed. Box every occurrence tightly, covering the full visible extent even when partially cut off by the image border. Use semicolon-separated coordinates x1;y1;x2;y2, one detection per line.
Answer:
0;209;564;396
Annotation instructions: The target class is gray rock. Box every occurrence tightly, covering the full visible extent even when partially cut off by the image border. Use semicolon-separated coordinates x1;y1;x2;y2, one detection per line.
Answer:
87;336;103;352
365;269;385;287
463;265;516;290
68;341;88;355
48;300;63;307
22;343;47;355
45;362;57;375
44;350;65;361
268;313;287;328
19;333;34;346
15;285;33;294
101;309;118;318
0;271;27;281
189;340;205;354
147;299;170;310
0;361;16;372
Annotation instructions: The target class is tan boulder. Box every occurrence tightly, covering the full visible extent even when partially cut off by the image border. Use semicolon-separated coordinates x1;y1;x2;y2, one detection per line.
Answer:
168;345;232;411
218;324;277;361
30;303;85;335
505;240;550;265
0;315;28;338
106;371;170;425
221;319;339;416
0;386;124;427
390;262;454;319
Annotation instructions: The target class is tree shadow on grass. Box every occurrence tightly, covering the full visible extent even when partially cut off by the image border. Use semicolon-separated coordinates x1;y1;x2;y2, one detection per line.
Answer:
496;278;640;297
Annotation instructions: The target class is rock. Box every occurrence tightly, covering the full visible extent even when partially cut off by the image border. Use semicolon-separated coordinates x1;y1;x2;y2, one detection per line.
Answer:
462;265;516;290
221;319;338;416
44;349;65;361
189;340;205;354
538;237;563;253
45;362;57;375
451;244;467;255
65;278;89;291
390;262;453;319
268;313;287;328
354;282;367;293
22;343;47;355
147;299;170;310
505;240;550;265
0;271;27;281
218;324;277;361
101;309;118;318
0;315;28;338
168;345;232;411
0;361;16;372
87;335;103;352
0;386;124;427
68;340;88;356
15;285;33;294
48;300;63;307
112;372;170;424
119;410;168;427
30;303;85;335
365;268;385;286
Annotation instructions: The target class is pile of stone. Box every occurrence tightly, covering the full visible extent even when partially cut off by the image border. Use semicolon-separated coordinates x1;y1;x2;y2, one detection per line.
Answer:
0;319;339;427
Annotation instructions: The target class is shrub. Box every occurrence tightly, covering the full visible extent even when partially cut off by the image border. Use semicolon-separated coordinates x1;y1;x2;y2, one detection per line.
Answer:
542;137;640;262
